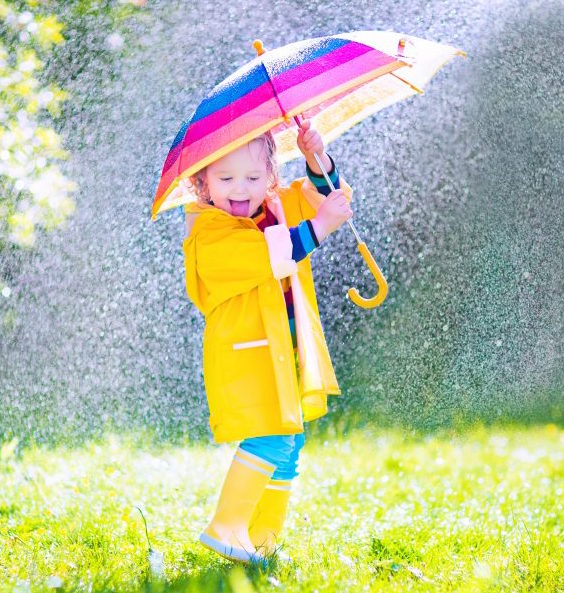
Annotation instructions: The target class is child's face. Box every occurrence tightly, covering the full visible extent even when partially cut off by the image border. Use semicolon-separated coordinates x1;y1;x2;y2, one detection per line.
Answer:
205;139;268;218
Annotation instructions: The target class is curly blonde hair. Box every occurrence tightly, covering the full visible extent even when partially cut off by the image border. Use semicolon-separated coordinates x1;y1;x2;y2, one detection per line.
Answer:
188;130;279;205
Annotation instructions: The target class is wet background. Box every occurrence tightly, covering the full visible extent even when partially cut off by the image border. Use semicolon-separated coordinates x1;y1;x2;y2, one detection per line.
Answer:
1;0;562;445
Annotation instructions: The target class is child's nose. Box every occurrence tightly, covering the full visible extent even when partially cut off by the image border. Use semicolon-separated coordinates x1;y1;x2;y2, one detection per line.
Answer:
235;178;249;192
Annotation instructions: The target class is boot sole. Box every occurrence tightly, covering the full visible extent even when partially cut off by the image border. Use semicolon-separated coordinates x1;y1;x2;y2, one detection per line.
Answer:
199;532;267;565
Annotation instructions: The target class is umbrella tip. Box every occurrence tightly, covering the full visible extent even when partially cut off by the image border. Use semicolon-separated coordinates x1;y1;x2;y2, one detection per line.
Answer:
252;39;265;56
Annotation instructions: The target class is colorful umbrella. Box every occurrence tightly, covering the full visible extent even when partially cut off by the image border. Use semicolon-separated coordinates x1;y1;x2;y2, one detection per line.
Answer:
152;31;465;307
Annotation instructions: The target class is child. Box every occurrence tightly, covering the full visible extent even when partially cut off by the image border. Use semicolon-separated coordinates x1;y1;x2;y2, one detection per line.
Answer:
182;119;353;563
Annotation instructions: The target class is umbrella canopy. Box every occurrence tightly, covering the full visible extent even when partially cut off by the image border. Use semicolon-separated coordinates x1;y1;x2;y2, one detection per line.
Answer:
152;31;465;219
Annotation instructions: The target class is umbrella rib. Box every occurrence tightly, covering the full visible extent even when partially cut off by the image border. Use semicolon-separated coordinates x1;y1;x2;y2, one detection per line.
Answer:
258;61;288;120
390;72;424;94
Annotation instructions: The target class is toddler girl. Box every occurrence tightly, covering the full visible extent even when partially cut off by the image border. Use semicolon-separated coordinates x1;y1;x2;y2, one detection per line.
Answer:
182;119;352;563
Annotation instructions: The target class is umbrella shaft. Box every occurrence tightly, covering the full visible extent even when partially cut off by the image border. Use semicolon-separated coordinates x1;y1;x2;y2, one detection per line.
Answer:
293;115;361;244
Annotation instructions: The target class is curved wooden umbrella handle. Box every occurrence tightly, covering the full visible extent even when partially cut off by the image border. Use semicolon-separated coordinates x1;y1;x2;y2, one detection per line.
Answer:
347;241;388;308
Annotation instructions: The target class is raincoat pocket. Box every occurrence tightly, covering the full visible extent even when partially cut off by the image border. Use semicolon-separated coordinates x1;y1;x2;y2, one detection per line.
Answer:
220;339;274;411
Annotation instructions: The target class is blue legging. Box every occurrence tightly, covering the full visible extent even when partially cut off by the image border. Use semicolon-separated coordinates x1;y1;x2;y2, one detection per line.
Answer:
239;432;306;480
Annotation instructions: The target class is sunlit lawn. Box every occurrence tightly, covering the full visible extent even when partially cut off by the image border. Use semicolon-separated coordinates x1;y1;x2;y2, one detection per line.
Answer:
1;423;563;592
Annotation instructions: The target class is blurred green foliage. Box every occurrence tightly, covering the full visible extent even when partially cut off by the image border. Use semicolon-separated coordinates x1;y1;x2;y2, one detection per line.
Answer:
0;0;146;302
0;0;75;251
0;0;145;301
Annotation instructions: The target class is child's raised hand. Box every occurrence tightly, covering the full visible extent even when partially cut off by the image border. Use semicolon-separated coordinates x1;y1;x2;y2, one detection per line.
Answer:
311;189;353;242
296;118;324;158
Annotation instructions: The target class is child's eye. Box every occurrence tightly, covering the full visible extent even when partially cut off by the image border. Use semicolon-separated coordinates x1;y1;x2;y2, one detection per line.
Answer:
248;177;259;181
220;177;232;181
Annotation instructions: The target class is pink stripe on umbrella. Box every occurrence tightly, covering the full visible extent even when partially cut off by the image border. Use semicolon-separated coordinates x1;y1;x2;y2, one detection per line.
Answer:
269;41;376;94
181;82;276;152
275;50;399;114
178;97;284;174
162;142;182;175
155;156;181;203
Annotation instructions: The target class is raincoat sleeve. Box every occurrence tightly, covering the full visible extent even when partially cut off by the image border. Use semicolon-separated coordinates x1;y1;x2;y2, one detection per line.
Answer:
182;222;275;314
305;153;341;196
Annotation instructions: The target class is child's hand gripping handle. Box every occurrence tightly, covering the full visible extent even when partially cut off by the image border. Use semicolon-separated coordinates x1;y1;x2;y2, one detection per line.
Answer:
311;189;352;243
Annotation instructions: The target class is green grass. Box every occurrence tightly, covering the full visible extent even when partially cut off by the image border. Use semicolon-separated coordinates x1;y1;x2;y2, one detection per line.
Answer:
1;424;563;592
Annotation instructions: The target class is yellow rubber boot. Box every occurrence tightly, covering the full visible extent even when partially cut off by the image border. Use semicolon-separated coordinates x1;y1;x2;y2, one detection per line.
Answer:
248;478;292;556
199;447;275;563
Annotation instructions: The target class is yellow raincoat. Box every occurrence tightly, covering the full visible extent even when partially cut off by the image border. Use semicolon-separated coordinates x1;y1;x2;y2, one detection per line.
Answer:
183;176;353;443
